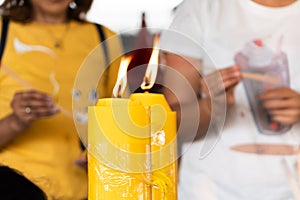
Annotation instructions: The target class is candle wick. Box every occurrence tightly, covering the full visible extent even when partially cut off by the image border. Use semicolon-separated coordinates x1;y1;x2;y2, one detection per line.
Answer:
144;76;150;87
117;84;122;98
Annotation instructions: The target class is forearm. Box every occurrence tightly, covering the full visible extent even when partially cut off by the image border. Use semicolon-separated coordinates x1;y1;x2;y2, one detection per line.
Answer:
0;90;60;149
170;96;212;143
162;52;211;142
196;97;212;139
0;113;24;148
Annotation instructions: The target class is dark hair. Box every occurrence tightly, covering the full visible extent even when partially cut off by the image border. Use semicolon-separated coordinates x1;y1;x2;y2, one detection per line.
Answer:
0;166;47;200
0;0;93;22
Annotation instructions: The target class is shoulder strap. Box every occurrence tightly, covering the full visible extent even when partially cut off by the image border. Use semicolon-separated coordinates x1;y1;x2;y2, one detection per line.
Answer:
0;18;9;63
95;24;109;67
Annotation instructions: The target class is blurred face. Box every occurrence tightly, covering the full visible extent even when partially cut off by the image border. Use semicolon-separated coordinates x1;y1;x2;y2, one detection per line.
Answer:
30;0;73;22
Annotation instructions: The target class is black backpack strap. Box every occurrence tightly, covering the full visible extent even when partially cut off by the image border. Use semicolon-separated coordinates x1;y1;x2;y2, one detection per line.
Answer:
0;18;9;63
79;24;111;151
95;24;109;67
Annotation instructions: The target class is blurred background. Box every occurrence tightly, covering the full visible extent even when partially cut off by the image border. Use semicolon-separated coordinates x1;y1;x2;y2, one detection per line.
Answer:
87;0;182;52
87;0;182;32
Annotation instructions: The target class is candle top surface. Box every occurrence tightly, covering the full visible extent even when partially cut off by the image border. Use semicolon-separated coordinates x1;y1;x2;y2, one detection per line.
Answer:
130;93;172;112
95;98;139;107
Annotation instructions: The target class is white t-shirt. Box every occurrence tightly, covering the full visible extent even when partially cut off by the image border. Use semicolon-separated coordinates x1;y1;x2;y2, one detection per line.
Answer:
161;0;300;199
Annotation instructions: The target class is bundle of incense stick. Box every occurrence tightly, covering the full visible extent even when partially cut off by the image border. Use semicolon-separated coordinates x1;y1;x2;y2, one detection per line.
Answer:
281;158;300;200
241;72;280;85
201;66;281;85
230;143;299;155
1;65;73;118
297;149;300;190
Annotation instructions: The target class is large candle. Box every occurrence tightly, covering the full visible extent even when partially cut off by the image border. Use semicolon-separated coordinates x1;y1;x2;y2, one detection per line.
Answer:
88;94;177;200
88;34;177;199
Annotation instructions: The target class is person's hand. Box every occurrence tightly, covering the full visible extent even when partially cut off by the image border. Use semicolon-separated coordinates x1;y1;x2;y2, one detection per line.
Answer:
201;65;242;105
219;65;242;105
259;87;300;125
10;90;60;131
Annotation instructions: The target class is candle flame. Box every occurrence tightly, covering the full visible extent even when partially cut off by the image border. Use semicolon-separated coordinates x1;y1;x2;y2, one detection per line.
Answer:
113;55;133;98
140;34;160;90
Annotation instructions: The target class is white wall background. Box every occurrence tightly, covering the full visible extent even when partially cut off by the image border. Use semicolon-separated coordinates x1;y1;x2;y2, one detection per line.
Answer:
87;0;182;32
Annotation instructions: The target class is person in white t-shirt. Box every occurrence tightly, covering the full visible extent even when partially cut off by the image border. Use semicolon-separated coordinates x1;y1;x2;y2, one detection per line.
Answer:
161;0;300;199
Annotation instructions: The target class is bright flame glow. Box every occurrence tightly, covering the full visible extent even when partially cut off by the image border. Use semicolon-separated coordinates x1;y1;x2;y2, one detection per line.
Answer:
140;34;160;90
113;55;133;98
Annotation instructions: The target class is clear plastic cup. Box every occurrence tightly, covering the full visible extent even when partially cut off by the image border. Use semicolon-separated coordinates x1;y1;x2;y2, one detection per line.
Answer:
234;39;291;135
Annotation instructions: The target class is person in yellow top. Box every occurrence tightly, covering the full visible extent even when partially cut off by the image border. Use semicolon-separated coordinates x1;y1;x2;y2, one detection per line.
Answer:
0;0;122;199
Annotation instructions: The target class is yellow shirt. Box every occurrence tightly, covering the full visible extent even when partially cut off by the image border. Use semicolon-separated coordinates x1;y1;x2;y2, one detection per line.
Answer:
0;19;122;199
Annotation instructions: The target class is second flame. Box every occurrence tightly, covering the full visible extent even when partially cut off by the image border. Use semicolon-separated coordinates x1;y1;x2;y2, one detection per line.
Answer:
140;34;160;90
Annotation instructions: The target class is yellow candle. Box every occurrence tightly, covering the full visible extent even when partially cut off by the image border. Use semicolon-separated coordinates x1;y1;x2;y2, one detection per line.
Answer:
88;94;177;199
130;93;178;200
88;98;151;199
